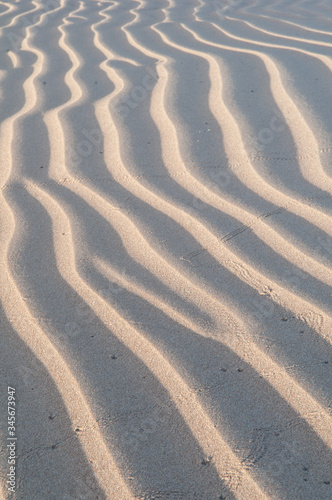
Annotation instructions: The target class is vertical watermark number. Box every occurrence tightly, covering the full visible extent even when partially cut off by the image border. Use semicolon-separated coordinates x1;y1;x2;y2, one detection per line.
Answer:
7;387;16;494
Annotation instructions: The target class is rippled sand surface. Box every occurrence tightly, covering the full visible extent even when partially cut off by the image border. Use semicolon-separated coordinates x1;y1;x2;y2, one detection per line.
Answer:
1;0;332;498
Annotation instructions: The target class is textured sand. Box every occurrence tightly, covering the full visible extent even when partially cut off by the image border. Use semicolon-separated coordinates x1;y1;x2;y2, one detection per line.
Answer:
1;0;332;499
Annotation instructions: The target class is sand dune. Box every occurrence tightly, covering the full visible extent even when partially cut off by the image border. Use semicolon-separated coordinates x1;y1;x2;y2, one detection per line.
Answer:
1;0;332;498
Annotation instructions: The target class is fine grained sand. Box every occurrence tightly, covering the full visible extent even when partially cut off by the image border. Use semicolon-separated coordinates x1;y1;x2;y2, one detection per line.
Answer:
1;0;332;498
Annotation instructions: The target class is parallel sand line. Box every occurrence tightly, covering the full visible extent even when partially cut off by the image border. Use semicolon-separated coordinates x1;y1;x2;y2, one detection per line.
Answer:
24;174;332;494
36;37;332;448
0;0;66;186
165;22;332;214
26;182;270;500
0;197;134;499
156;18;332;192
203;17;332;123
18;21;306;490
94;255;332;452
0;4;135;498
96;11;332;292
144;31;332;286
89;10;332;334
0;0;43;32
224;17;332;48
23;0;332;356
40;82;332;481
31;11;265;495
117;1;332;234
45;6;139;182
178;22;332;192
225;7;332;39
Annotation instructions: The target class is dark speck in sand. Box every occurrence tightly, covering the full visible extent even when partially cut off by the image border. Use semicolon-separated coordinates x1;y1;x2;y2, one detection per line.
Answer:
237;368;243;372
281;317;288;321
323;480;330;485
111;355;117;359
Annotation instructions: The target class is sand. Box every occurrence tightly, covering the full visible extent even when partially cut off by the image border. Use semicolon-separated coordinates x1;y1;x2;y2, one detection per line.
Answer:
0;0;332;498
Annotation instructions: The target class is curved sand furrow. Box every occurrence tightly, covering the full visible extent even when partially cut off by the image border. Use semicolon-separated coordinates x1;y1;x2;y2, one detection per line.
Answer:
110;11;332;296
65;1;332;446
41;4;220;328
158;20;330;221
93;256;332;451
0;0;17;20
192;19;332;165
228;1;332;36
10;163;332;421
0;194;134;499
0;0;44;34
24;172;332;497
23;183;274;500
172;22;332;198
0;2;135;498
25;7;332;492
0;0;66;185
116;2;332;230
224;17;332;48
89;2;332;342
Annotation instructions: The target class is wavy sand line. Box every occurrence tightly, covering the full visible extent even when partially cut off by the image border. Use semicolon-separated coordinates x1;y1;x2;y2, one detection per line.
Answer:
176;25;330;211
145;28;332;286
0;195;135;499
25;182;270;500
0;0;16;19
98;6;332;243
228;17;332;47
111;14;332;291
184;23;332;191
0;3;134;497
120;9;332;233
37;55;332;470
0;1;38;31
90;10;332;342
227;6;332;38
0;0;64;186
95;256;332;452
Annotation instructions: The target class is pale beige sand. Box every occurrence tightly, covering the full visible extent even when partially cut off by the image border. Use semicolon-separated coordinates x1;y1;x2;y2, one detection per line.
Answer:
1;0;332;498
